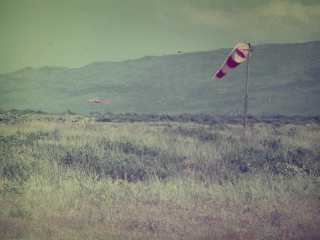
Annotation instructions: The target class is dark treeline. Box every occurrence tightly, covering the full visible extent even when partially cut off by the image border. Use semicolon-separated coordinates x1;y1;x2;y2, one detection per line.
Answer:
92;112;320;125
1;109;320;125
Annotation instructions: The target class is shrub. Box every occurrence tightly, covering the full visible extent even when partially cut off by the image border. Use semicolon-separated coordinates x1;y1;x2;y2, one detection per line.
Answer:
56;138;186;181
0;138;33;183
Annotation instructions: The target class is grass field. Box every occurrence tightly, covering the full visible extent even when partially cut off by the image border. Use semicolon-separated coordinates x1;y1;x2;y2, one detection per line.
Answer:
1;111;320;239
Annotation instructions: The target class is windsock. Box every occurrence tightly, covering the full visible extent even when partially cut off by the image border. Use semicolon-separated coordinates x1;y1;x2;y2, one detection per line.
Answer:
213;42;251;80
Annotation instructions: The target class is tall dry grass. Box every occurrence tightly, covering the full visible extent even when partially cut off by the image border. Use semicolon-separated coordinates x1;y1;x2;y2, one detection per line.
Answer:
1;113;320;239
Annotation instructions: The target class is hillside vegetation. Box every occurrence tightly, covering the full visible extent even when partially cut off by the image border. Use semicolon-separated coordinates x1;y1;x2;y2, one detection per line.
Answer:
1;41;320;115
1;111;320;239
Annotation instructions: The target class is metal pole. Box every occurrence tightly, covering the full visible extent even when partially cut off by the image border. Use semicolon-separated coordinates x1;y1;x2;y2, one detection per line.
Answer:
243;53;249;128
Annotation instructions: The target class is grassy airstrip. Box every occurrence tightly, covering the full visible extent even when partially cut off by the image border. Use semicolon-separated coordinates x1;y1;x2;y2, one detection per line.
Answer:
1;111;320;240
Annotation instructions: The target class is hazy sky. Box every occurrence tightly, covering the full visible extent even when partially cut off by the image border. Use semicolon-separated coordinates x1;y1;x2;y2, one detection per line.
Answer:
1;0;320;73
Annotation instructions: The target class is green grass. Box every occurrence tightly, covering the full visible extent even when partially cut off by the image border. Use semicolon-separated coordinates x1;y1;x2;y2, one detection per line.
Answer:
1;112;320;239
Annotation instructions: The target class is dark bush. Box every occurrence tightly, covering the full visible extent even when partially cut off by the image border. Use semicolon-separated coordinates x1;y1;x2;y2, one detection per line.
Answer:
57;139;186;181
168;126;221;142
0;136;34;182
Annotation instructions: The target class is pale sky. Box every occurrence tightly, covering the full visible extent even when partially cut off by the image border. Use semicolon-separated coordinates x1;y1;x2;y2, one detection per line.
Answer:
1;0;320;73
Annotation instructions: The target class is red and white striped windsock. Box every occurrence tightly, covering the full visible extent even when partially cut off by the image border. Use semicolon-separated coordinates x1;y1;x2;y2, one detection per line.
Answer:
213;42;251;80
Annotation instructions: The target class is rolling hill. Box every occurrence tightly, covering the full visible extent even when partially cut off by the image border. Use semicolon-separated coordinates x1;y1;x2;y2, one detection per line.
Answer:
1;41;319;115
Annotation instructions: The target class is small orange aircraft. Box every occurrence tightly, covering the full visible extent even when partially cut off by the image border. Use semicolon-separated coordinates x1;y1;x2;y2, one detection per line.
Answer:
88;98;112;104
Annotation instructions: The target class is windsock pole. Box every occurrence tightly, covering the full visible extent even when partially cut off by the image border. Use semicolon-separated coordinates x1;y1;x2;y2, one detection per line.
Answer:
243;53;249;128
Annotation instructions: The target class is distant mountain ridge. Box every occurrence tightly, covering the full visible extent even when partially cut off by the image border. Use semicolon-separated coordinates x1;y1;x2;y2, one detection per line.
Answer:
1;41;320;115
